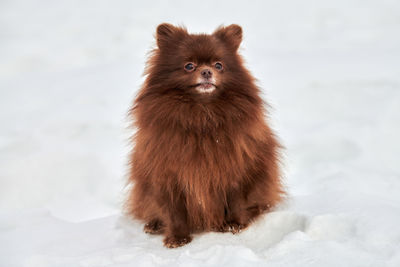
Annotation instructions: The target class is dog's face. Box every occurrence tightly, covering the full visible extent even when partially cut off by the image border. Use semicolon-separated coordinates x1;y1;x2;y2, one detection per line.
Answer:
151;24;243;96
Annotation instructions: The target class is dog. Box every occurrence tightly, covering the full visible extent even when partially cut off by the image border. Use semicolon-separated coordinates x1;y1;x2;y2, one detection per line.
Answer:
126;23;284;248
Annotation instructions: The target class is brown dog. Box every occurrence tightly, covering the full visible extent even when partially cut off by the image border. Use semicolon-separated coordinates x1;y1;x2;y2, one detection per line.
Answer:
126;23;284;248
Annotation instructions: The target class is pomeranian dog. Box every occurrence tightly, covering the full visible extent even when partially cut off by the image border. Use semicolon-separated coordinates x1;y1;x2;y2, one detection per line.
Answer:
126;23;284;248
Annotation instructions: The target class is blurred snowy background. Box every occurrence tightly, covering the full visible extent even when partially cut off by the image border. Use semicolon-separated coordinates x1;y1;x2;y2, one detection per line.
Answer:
1;0;400;266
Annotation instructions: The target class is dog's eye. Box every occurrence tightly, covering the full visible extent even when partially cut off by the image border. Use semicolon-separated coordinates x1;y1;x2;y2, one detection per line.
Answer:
215;62;223;71
184;63;195;72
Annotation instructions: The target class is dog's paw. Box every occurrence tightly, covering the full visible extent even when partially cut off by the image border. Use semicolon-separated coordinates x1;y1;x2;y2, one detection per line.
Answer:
228;222;248;234
144;219;164;235
214;221;248;234
163;235;192;248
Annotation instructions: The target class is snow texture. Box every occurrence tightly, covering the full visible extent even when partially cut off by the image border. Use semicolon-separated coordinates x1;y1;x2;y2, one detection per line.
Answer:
1;0;400;266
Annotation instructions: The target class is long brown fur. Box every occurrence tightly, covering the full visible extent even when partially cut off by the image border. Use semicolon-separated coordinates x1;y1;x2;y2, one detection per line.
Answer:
126;23;284;248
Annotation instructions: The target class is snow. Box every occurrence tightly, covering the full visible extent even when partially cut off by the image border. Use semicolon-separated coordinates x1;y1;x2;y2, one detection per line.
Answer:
1;0;400;266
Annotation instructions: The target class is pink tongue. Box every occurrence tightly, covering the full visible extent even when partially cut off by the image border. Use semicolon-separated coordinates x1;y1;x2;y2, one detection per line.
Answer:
202;83;212;89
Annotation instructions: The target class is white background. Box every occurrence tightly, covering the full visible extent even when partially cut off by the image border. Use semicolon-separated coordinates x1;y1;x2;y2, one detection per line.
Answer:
1;0;400;266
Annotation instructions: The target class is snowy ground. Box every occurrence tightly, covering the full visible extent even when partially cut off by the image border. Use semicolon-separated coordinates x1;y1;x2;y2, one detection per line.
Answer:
1;0;400;266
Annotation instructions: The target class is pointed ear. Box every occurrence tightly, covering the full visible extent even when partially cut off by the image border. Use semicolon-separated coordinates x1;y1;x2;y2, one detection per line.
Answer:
156;23;186;50
213;24;242;51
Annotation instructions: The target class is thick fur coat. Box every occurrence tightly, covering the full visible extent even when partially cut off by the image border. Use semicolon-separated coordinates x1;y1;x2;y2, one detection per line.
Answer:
126;23;284;248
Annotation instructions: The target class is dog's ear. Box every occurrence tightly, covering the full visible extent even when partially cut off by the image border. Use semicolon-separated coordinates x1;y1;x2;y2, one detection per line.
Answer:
213;24;242;51
156;23;187;50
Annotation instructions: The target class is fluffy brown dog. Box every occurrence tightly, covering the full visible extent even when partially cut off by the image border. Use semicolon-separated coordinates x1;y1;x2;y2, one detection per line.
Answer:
126;23;284;248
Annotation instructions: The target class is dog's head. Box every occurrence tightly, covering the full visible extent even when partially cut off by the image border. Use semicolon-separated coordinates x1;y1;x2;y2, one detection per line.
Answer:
147;23;247;97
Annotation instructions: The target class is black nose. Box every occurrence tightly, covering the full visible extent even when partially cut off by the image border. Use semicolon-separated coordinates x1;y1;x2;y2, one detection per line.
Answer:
201;69;212;79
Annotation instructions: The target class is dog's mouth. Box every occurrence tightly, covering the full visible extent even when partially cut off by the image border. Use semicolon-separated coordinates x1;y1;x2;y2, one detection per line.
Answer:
193;82;216;93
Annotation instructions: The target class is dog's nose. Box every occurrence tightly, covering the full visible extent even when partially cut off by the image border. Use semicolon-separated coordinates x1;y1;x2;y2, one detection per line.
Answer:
201;69;212;79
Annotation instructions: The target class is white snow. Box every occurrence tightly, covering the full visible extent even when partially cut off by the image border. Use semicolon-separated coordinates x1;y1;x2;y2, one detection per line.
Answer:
1;0;400;266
